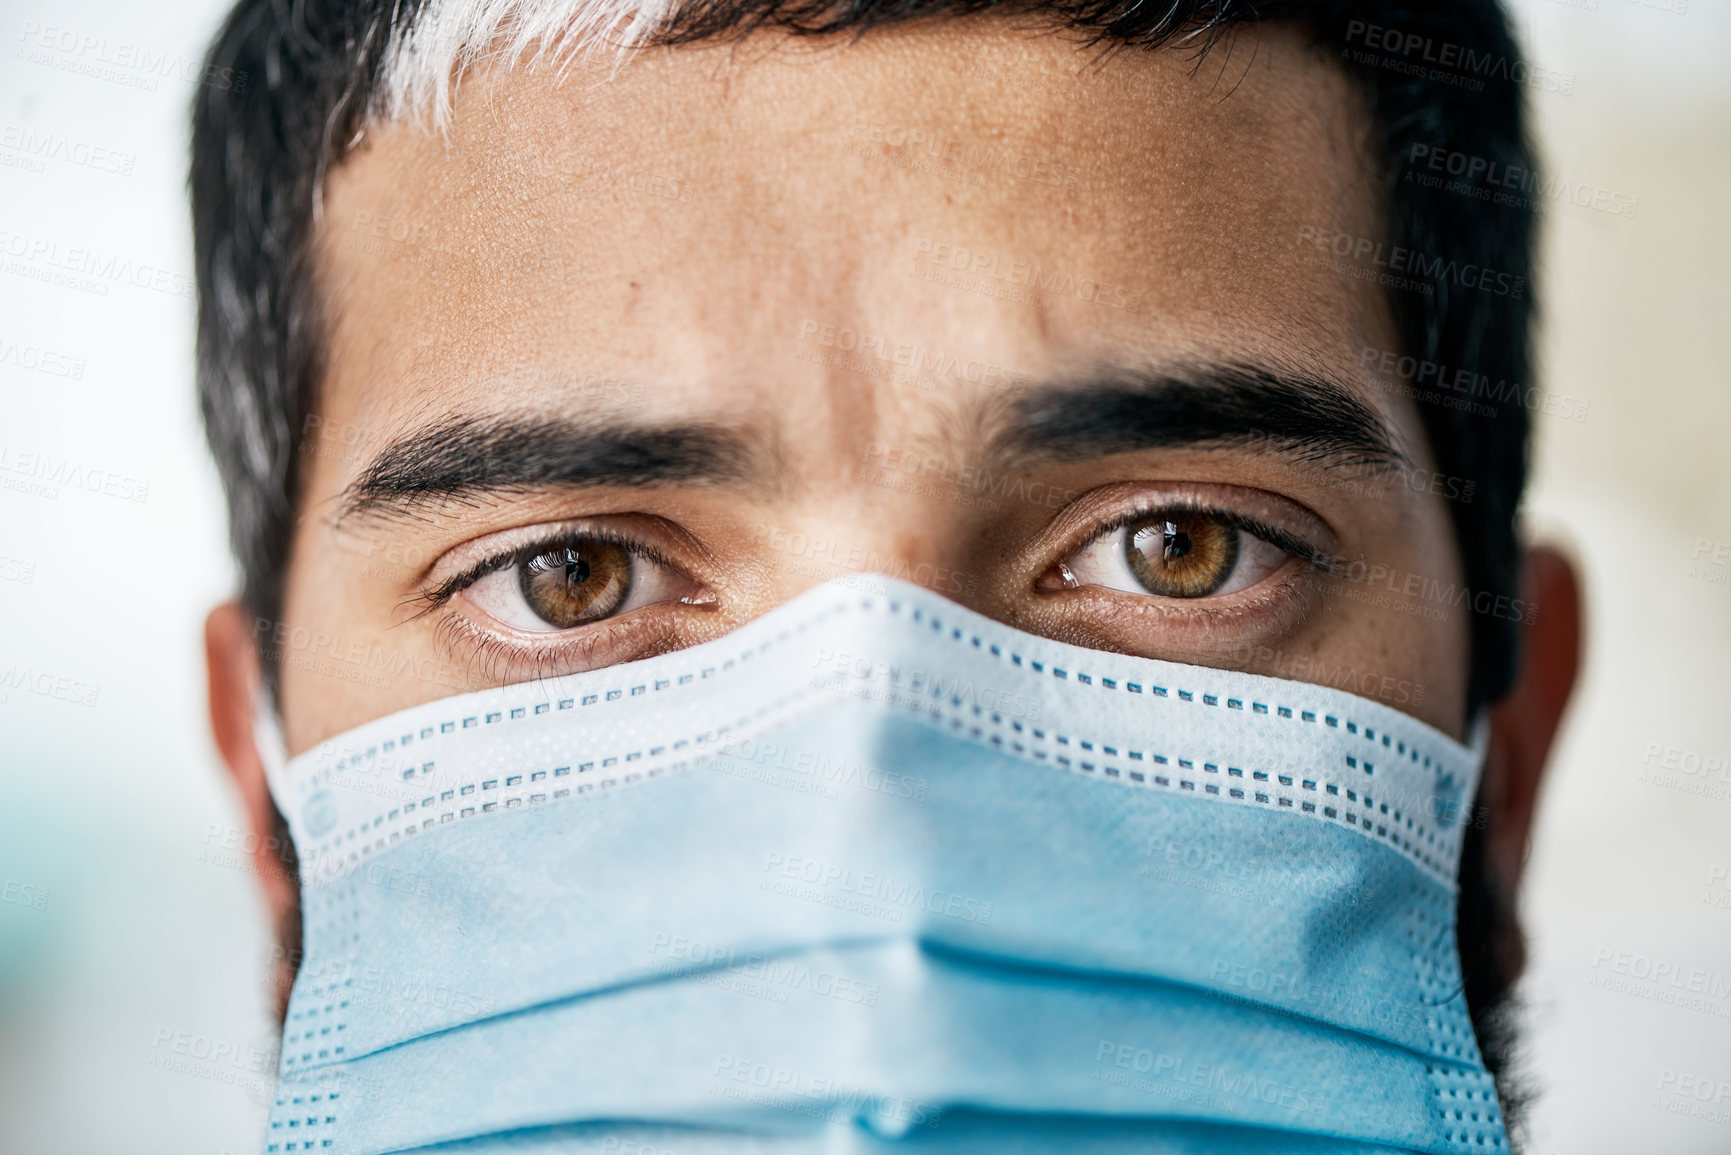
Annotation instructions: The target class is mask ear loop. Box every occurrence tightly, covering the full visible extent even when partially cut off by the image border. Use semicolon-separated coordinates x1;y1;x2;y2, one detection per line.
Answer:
1465;709;1493;769
252;689;293;818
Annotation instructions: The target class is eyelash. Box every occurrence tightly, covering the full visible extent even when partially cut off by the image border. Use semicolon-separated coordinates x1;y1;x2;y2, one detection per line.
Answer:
1067;500;1336;583
428;603;658;685
414;526;686;616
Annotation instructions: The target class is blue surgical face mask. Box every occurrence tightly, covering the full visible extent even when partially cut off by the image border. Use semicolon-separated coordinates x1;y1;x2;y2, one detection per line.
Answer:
255;576;1506;1155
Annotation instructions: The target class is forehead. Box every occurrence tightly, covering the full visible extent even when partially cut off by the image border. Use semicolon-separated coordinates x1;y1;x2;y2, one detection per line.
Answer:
315;19;1393;439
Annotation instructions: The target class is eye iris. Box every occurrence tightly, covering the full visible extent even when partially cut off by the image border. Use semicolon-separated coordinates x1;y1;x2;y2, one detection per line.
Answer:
1125;512;1239;598
518;540;632;628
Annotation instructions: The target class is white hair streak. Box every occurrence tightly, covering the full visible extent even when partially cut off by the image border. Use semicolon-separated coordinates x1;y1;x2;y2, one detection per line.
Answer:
378;0;686;132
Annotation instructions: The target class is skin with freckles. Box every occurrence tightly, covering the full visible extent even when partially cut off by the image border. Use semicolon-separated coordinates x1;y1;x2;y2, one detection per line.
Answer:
263;19;1468;757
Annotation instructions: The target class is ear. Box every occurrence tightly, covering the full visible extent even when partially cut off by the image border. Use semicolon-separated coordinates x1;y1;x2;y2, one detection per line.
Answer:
205;601;301;1014
1479;544;1583;963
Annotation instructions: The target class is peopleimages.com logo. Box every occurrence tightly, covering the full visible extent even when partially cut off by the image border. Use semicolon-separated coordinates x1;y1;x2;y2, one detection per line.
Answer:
1297;226;1526;299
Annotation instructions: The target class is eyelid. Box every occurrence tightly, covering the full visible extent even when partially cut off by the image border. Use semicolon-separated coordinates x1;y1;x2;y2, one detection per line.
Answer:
1042;483;1344;578
415;521;691;615
1081;503;1329;575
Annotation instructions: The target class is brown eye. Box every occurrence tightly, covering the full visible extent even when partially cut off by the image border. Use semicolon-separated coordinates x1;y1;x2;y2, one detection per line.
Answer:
1124;512;1240;598
455;530;712;635
1047;507;1295;602
518;540;632;627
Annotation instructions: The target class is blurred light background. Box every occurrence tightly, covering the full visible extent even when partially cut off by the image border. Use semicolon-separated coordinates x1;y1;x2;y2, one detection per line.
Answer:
1;0;1727;1150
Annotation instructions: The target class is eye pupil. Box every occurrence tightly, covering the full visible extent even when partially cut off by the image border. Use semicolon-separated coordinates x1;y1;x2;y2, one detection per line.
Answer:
1162;521;1192;561
518;540;631;628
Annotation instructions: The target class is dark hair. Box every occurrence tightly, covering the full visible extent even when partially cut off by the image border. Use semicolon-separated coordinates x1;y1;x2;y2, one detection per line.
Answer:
192;0;1537;1124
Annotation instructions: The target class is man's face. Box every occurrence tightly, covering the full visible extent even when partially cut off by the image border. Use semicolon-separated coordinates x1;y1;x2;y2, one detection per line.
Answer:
280;19;1467;755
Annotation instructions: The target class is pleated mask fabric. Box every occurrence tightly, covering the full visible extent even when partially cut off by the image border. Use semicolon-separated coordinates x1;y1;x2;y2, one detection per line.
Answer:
256;576;1506;1155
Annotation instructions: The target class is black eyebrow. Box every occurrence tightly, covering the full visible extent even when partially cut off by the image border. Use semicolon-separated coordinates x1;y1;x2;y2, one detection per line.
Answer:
336;363;1399;525
994;363;1407;473
335;413;755;524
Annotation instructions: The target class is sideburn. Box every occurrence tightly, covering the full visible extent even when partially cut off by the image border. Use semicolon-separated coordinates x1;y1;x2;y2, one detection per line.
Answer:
1457;812;1530;1144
